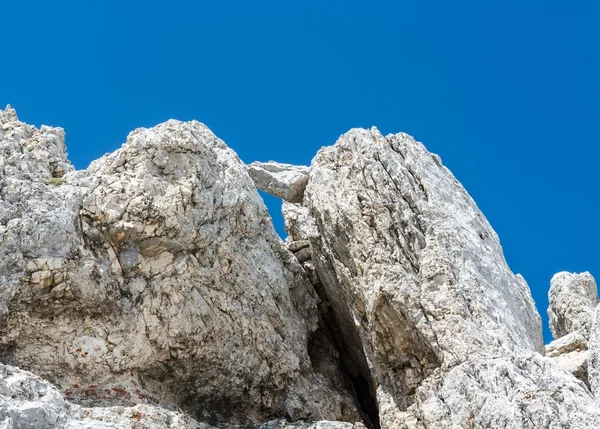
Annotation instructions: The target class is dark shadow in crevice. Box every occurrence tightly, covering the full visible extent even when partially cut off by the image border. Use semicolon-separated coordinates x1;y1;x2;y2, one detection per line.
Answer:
307;282;381;429
349;372;380;429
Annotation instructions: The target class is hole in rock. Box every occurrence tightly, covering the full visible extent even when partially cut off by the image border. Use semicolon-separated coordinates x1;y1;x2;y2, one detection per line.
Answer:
257;190;287;239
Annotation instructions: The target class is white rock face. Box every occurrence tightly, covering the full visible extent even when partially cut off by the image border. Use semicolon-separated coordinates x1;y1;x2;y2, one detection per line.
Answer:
4;105;600;428
0;363;205;429
275;127;600;428
548;272;598;339
588;304;600;398
399;354;600;429
247;162;310;203
545;330;589;385
0;107;360;426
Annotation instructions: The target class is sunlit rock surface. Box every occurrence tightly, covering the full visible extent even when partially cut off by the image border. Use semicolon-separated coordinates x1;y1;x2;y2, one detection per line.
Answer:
548;272;598;339
2;105;600;428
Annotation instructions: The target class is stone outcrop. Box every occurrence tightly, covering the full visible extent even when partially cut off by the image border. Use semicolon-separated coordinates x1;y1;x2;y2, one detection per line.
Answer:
247;162;310;203
0;363;205;429
2;105;600;428
545;330;589;386
272;128;599;428
548;272;598;339
0;106;360;427
588;304;600;398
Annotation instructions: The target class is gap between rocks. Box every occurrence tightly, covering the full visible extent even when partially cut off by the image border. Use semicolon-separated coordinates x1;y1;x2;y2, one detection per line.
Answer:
307;278;381;429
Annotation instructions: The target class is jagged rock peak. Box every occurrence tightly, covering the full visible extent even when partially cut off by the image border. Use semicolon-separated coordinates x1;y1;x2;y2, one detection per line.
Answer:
0;114;362;426
0;104;18;123
280;126;600;427
548;271;598;339
3;110;600;429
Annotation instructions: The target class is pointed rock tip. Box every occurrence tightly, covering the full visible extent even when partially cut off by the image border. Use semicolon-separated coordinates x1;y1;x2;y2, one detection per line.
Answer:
1;104;18;123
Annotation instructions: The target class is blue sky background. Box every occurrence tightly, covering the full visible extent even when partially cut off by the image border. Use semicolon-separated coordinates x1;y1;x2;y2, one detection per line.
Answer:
2;1;598;342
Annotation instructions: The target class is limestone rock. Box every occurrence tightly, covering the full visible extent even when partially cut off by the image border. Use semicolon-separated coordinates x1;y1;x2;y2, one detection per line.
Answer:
4;104;600;428
398;354;600;428
588;303;600;398
545;330;589;386
548;272;598;339
0;107;360;426
247;162;310;203
287;127;578;427
0;363;205;429
282;202;319;241
259;420;365;429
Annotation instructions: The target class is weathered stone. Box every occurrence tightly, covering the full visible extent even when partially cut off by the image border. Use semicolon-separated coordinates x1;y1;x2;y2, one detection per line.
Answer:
4;105;600;428
545;330;589;386
396;354;600;428
247;161;310;203
286;240;310;253
0;108;361;426
259;420;366;429
282;202;319;241
548;271;598;339
588;303;600;398
0;363;207;429
290;127;586;427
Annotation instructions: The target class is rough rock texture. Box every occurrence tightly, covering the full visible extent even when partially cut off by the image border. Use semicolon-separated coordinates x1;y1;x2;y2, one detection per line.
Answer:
0;362;367;429
247;162;310;203
275;127;600;428
548;272;598;339
588;304;600;398
3;105;600;428
397;354;600;429
259;421;365;429
0;363;205;429
545;331;589;386
0;106;360;426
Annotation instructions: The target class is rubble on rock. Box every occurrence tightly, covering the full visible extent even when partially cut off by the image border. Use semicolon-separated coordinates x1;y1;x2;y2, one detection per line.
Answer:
2;105;600;428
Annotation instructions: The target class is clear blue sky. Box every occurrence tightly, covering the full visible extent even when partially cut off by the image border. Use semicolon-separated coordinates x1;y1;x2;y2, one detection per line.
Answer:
2;1;598;342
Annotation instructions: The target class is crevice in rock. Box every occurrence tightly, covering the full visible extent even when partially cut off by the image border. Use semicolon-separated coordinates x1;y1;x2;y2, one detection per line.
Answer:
301;259;380;429
306;294;381;429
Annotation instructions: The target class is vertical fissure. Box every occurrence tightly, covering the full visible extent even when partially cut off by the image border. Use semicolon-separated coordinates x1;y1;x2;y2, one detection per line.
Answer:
307;279;381;429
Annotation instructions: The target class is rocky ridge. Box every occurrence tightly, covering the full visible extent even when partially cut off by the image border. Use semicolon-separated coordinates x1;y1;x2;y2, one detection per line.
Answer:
1;105;599;428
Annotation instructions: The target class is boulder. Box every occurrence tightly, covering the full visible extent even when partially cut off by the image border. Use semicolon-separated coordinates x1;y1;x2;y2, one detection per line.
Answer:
0;107;360;426
283;127;598;427
545;330;589;386
247;162;310;203
548;272;598;339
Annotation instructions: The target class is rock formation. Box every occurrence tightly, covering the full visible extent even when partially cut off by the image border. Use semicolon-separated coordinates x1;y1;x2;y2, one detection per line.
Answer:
247;162;310;204
548;272;598;339
2;105;600;428
0;106;360;427
588;304;600;398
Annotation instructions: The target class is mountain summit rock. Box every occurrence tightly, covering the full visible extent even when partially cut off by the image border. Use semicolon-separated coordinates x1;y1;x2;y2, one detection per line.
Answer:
1;106;599;428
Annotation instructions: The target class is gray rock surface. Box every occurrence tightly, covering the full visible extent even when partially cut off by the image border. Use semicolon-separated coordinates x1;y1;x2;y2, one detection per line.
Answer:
588;304;600;398
0;363;205;429
247;162;310;203
277;127;599;428
548;272;598;339
545;330;589;386
4;105;600;428
396;354;600;429
0;107;360;426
